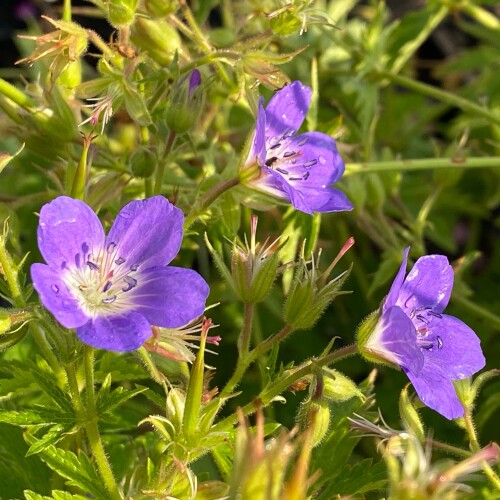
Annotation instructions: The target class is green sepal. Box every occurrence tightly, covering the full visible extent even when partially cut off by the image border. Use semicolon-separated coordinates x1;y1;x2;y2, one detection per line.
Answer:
399;384;425;442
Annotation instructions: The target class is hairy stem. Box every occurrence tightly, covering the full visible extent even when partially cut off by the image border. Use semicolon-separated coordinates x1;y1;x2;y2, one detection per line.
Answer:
153;131;176;196
345;156;500;176
83;346;122;500
463;410;500;489
377;69;500;127
184;177;240;229
215;343;358;430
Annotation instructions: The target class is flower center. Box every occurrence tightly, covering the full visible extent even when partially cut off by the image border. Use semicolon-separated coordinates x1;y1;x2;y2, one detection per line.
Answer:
408;305;444;351
62;241;140;317
264;131;324;183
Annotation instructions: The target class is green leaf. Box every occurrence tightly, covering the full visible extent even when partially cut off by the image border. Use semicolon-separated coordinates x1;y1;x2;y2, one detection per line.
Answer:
0;410;57;426
24;439;109;498
318;458;387;497
0;143;24;175
26;423;76;456
24;490;89;500
95;375;148;417
31;369;75;415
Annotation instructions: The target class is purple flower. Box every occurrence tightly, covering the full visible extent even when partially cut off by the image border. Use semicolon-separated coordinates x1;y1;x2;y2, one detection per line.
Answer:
243;81;353;214
362;248;485;419
31;196;209;352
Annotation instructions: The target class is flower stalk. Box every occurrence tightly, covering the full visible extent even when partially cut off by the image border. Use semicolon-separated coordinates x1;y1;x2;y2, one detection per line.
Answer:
345;156;500;176
184;177;240;229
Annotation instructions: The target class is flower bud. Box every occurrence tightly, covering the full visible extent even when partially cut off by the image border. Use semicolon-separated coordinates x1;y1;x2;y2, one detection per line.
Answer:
166;70;203;133
0;308;32;351
323;368;364;403
130;148;156;178
166;387;185;435
356;309;396;368
106;0;139;27
144;0;177;17
399;384;425;443
296;400;330;447
130;17;181;66
269;9;302;36
455;369;499;412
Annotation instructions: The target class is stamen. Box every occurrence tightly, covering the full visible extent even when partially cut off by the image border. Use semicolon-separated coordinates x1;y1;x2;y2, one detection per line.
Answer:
270;142;282;150
304;159;317;168
297;137;308;146
437;336;443;349
102;295;117;304
283;151;296;158
409;308;416;319
428;311;442;318
122;276;137;292
130;264;139;272
87;260;100;271
416;314;428;323
51;284;59;293
82;242;89;255
303;172;310;180
115;257;125;265
289;176;302;181
107;242;116;253
276;167;289;175
103;281;112;292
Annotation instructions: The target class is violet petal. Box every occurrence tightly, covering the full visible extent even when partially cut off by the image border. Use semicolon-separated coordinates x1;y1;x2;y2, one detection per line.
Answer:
31;263;89;328
404;363;464;420
370;306;425;375
421;313;485;379
37;196;105;270
384;247;410;311
130;266;209;328
106;196;183;269
397;255;453;314
252;97;267;166
76;312;152;352
280;132;345;186
264;81;311;140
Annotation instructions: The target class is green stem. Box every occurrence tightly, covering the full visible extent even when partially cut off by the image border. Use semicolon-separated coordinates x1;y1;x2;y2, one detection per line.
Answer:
30;323;65;381
377;69;500;127
83;346;122;500
153;131;176;195
463;410;500;489
345;156;500;176
220;324;292;397
184;177;240;229
237;301;254;357
179;51;240;75
390;5;448;75
0;234;23;307
214;343;358;431
460;4;500;31
70;135;92;200
0;78;36;110
428;438;471;458
175;3;233;86
62;0;72;21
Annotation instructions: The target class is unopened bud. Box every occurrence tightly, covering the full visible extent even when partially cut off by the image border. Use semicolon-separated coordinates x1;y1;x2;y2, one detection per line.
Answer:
296;400;330;447
166;70;203;133
106;0;139;27
166;387;185;434
399;384;425;442
323;368;364;403
130;148;156;178
0;308;32;351
144;0;177;17
130;17;181;66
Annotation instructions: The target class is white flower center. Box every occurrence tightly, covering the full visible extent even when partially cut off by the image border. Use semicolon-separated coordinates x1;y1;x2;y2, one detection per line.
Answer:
62;241;140;317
